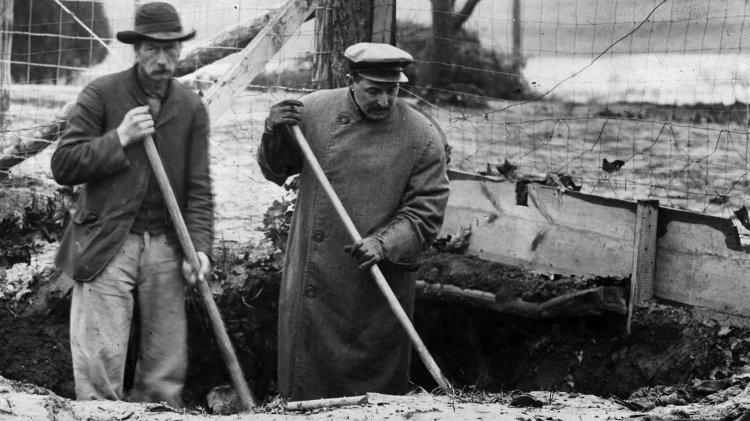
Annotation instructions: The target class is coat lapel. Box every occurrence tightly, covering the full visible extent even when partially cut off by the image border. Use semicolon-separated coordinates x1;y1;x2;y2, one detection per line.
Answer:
156;84;181;128
124;65;149;108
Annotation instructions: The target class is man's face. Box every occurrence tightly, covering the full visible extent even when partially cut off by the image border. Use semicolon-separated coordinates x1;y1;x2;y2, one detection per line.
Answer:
135;40;181;82
348;76;399;121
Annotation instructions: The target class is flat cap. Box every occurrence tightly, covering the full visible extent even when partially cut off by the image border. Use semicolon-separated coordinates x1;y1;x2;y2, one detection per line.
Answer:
345;42;413;83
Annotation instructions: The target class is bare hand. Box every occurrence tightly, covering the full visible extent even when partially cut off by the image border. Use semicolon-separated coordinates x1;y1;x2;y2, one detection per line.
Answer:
116;106;155;147
181;251;211;286
266;99;303;132
344;237;385;270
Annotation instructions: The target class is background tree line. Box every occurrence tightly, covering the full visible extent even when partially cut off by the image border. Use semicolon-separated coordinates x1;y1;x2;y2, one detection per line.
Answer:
8;0;528;102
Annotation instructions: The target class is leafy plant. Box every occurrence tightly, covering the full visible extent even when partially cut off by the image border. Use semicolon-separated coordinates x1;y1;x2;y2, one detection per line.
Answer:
0;193;68;268
259;176;299;257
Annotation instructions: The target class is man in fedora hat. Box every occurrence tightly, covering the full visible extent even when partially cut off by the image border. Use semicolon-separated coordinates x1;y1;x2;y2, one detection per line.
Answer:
51;2;213;406
256;42;450;400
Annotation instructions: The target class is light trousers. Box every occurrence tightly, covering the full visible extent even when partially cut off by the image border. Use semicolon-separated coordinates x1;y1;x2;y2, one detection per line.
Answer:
69;231;187;407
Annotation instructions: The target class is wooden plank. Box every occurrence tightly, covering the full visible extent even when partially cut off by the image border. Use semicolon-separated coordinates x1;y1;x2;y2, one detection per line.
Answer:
203;0;318;123
631;200;659;304
654;207;750;317
441;171;750;319
440;176;637;277
627;200;659;334
655;251;750;315
174;7;279;77
371;0;396;45
656;207;743;255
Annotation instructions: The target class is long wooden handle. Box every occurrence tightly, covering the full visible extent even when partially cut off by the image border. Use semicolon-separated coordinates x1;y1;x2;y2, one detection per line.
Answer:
143;135;257;410
286;125;451;390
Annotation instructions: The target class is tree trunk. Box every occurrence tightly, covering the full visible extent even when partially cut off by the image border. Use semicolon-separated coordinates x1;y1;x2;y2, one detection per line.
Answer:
313;0;372;89
450;0;481;33
426;0;453;97
312;2;332;90
0;0;12;137
371;0;396;45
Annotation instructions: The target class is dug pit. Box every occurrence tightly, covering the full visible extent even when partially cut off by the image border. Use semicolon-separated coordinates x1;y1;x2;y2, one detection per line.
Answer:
0;246;743;412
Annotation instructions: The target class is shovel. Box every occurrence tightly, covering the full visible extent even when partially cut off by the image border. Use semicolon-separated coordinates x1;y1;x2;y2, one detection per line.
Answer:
285;125;451;390
143;135;257;410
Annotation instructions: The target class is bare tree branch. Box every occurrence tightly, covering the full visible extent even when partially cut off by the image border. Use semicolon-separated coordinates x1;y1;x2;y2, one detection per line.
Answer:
451;0;482;32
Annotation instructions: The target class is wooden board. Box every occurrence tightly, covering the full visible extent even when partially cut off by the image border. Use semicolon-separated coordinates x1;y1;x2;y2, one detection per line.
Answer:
630;200;659;306
441;170;750;318
441;172;637;277
654;207;750;316
627;200;659;334
203;0;318;123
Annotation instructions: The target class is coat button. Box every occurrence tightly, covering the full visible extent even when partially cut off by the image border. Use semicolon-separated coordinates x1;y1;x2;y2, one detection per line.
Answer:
338;115;350;124
304;285;317;298
312;232;324;242
136;183;142;189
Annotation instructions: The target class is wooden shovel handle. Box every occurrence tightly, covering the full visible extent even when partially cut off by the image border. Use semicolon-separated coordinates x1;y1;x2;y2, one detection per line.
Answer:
286;125;451;390
143;135;257;410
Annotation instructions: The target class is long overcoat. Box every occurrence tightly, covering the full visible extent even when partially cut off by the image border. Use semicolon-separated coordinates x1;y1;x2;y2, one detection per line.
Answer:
257;88;450;401
51;65;214;282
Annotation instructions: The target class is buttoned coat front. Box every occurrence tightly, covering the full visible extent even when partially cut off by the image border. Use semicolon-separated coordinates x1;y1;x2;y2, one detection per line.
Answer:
258;88;450;401
51;65;214;282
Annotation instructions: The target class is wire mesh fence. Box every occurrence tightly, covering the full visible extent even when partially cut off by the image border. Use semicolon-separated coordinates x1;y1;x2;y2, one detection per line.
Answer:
399;0;750;218
2;0;750;251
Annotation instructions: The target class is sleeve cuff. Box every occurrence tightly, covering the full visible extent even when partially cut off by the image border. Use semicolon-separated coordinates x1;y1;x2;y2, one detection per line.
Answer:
372;218;423;269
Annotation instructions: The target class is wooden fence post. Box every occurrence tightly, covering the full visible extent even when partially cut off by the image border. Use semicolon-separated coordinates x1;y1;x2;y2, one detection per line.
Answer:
512;0;522;67
627;200;659;334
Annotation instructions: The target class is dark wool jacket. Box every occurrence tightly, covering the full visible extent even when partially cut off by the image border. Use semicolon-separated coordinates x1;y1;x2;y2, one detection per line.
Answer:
52;65;214;282
258;88;450;401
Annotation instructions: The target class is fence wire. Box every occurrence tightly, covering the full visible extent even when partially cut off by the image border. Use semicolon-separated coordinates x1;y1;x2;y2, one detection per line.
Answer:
2;0;750;248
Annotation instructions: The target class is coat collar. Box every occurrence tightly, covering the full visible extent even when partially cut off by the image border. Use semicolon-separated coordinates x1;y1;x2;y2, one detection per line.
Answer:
127;64;181;127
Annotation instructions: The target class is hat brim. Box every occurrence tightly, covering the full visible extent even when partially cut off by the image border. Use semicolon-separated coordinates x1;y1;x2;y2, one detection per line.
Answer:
358;70;408;83
117;29;196;44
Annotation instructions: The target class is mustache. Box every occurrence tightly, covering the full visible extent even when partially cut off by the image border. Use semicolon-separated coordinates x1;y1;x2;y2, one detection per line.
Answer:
150;65;174;73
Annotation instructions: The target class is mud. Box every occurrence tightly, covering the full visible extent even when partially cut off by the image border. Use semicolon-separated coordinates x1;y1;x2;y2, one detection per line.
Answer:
0;246;744;412
0;301;74;399
413;300;729;398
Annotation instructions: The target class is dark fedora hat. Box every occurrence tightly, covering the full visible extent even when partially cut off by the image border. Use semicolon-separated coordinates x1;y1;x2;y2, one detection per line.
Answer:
116;2;196;44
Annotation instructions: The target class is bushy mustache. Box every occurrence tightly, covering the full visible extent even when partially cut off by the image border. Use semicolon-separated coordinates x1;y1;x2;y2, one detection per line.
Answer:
150;64;174;73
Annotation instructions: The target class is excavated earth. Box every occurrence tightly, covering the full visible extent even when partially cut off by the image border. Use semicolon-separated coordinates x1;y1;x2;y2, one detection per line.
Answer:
2;246;750;419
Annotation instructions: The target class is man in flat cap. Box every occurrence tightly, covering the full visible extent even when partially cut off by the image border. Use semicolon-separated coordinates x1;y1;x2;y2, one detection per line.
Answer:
257;42;450;400
52;2;213;406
